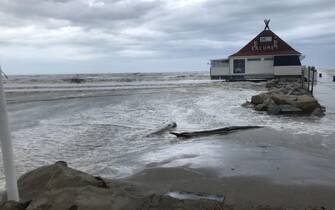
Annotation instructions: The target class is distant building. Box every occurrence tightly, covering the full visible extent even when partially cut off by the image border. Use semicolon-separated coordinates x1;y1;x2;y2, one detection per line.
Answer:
210;20;303;80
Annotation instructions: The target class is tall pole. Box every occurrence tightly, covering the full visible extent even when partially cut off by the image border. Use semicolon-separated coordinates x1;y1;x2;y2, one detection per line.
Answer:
301;67;304;89
307;66;311;92
311;67;315;96
0;67;19;201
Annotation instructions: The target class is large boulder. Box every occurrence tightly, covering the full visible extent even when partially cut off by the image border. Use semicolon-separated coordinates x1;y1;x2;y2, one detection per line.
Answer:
311;107;326;117
258;97;280;115
254;103;266;111
251;93;269;105
0;201;30;210
270;94;296;105
18;161;108;202
16;162;227;210
269;94;321;114
265;80;280;89
278;104;303;114
266;104;281;115
25;186;136;210
241;101;254;108
293;95;321;113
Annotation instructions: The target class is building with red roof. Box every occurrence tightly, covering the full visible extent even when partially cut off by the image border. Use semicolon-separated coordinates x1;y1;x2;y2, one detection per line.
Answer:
210;20;303;80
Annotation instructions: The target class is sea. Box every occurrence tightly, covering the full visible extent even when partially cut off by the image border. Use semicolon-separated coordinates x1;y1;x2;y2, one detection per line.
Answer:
0;70;335;190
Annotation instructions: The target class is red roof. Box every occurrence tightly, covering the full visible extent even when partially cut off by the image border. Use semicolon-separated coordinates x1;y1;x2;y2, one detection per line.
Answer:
230;29;301;57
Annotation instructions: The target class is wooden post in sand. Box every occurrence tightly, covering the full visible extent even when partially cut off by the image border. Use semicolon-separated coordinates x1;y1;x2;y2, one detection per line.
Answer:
307;66;311;92
311;66;315;96
0;67;19;201
301;67;305;89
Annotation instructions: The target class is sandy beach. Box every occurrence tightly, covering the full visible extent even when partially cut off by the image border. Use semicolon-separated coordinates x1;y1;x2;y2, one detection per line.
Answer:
125;166;335;209
1;71;335;209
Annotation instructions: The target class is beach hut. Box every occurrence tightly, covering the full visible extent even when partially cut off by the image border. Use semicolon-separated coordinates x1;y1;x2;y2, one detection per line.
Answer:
210;20;303;80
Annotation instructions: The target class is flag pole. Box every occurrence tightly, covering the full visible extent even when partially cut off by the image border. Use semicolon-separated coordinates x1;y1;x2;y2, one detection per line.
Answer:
0;66;19;201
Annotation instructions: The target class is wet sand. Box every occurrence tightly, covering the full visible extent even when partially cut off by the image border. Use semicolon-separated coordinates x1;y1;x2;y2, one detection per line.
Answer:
122;127;335;210
124;166;335;210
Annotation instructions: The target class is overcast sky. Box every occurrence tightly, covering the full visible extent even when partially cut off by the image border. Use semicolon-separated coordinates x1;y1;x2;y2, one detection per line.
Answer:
0;0;334;74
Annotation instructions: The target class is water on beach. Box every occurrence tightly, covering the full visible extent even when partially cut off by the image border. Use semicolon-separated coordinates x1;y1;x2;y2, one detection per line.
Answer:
0;71;335;189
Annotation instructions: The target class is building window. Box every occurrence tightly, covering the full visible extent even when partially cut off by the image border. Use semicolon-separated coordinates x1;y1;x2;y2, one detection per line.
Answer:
264;57;274;61
233;59;245;73
247;58;261;61
274;55;301;66
211;60;229;68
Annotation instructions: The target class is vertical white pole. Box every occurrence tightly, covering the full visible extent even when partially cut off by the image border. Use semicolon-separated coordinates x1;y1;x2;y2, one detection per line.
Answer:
0;68;19;201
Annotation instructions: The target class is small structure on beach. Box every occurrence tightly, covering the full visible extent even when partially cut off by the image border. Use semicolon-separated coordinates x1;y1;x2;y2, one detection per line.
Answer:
210;20;303;80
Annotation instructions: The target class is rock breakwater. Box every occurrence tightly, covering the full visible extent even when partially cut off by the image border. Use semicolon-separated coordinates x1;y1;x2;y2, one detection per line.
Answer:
242;79;325;116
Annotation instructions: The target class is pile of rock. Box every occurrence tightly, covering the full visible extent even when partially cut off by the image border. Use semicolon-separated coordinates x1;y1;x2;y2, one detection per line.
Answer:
0;161;227;210
242;79;325;116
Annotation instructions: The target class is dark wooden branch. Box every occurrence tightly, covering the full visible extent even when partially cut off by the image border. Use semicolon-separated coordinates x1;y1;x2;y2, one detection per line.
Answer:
170;126;263;138
146;122;177;137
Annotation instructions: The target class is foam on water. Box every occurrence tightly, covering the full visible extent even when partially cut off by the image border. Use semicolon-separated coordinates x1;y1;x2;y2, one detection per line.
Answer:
166;191;225;202
0;71;335;189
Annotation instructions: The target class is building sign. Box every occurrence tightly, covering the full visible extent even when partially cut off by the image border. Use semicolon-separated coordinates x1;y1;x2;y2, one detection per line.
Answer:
260;36;272;42
251;36;278;51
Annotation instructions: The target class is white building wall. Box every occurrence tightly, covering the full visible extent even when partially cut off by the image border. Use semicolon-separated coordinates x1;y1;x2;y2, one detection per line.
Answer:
210;60;230;76
211;56;302;79
274;66;301;76
246;59;273;75
210;66;229;76
229;58;235;74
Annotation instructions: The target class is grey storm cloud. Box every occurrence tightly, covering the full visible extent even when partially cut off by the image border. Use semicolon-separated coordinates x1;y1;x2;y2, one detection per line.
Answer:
0;0;335;74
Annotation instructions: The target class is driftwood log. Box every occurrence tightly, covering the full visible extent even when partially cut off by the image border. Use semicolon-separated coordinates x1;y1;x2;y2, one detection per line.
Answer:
170;126;263;138
146;122;177;137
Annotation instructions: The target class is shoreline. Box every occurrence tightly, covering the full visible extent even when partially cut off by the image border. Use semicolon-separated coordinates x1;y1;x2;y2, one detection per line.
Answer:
2;162;335;210
1;73;334;209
